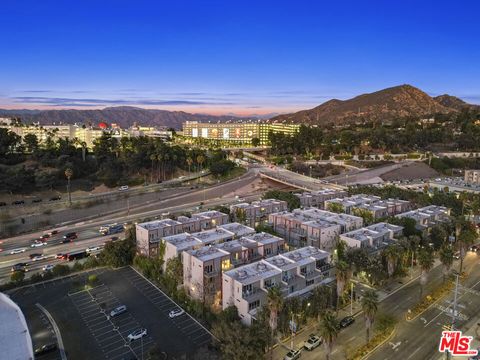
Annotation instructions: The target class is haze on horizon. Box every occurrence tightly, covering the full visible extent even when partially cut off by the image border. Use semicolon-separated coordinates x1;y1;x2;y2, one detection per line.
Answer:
1;0;479;116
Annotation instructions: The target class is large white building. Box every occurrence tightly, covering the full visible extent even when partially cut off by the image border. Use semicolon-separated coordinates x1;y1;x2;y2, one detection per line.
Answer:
222;246;332;325
340;222;404;251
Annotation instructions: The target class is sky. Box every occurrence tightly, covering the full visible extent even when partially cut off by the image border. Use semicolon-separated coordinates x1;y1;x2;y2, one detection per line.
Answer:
1;0;479;115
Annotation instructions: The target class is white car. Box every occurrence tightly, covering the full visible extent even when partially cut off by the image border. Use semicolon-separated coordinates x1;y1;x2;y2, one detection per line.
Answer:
86;246;101;253
168;308;185;318
42;264;54;272
127;328;147;341
304;334;322;350
32;255;46;262
10;248;26;255
110;305;127;317
31;241;47;248
118;185;129;191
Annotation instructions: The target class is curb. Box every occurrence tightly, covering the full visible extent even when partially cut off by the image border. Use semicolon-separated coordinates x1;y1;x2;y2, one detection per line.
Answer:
361;326;396;360
36;303;67;360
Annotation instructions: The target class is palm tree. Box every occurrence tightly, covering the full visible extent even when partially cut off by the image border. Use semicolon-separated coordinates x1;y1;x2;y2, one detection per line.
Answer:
318;310;339;360
383;244;402;278
361;289;379;343
186;157;193;174
439;244;454;283
266;286;283;358
417;247;435;300
457;226;477;274
335;260;351;310
65;168;73;205
156;153;163;182
196;154;205;183
149;154;156;183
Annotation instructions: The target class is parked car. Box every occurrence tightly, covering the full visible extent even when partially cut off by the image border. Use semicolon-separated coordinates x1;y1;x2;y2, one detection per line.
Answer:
10;248;26;255
168;308;185;318
339;316;355;329
118;185;129;191
304;334;322;351
284;348;302;360
127;328;147;341
43;264;54;272
34;343;57;356
110;305;127;317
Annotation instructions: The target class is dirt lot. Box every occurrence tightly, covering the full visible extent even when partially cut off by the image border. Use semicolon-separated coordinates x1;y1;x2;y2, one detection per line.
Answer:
380;162;439;181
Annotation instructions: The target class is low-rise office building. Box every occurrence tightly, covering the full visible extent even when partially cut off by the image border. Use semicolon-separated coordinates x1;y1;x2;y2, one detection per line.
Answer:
295;189;348;208
230;199;288;227
222;246;332;325
340;222;404;251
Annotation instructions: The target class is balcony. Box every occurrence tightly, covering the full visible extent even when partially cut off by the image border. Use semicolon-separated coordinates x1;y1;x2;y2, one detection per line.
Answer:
242;287;262;299
316;263;333;274
204;269;221;278
300;270;321;280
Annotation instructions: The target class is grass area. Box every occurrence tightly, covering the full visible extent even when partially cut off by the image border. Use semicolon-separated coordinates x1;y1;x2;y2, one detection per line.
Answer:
406;279;455;321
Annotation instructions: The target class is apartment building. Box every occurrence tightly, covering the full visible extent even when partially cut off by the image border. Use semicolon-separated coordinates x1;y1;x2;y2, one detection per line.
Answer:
183;232;285;306
295;189;348;208
222;246;332;325
135;211;229;256
230;199;288;227
340;222;404;251
218;222;256;238
395;205;450;230
465;170;480;185
325;194;410;219
269;208;362;249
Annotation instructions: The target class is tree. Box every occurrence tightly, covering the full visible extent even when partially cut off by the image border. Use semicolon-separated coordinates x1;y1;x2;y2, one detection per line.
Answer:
383;244;403;278
351;208;374;225
65;168;73;205
263;190;300;211
266;286;283;357
251;137;261;147
318;310;339;360
439;244;454;283
10;271;25;284
457;224;477;274
326;202;344;214
23;133;39;153
429;225;448;250
99;238;136;268
335;260;351;310
417;247;435;299
210;159;236;177
361;289;379;343
186;157;193;174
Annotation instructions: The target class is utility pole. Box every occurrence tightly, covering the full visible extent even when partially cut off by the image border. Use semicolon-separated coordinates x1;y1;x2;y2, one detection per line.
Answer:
350;282;354;316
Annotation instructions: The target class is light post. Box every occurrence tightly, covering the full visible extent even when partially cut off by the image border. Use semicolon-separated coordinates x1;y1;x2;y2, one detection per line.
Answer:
65;168;73;206
350;282;354;316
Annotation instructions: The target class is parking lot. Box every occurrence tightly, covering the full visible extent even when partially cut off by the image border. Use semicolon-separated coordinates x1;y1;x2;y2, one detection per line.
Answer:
10;267;214;359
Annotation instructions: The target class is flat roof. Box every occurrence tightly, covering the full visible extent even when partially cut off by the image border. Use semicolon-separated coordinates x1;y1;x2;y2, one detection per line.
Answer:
282;246;330;266
218;222;255;237
163;232;202;251
186;246;230;262
265;255;297;271
193;228;234;244
243;232;284;245
224;260;281;284
137;218;181;231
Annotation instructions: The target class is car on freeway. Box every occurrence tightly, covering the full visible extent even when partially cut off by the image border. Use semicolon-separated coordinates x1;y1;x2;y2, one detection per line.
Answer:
29;253;43;259
43;264;54;272
118;185;129;191
110;236;119;241
32;255;47;261
12;200;25;205
63;232;77;241
55;253;66;259
86;246;102;253
10;248;26;255
48;230;59;236
284;348;302;360
31;241;47;248
304;334;322;351
11;263;29;272
110;305;127;317
469;245;479;252
339;316;355;329
32;198;43;203
168;308;185;318
34;343;57;356
39;234;51;240
49;196;61;201
127;328;147;341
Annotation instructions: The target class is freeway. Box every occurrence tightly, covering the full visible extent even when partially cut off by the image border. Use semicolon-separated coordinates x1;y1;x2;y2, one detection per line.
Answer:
273;254;480;360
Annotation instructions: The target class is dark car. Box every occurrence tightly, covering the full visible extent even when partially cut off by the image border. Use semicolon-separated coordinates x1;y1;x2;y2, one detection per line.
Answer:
110;236;119;241
339;316;355;329
11;263;29;272
49;196;61;201
12;200;25;205
469;245;479;252
63;232;77;241
0;202;6;207
32;198;43;203
34;343;57;356
29;253;43;259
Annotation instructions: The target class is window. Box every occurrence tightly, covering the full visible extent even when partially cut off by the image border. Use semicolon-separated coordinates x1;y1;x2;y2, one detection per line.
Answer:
306;279;314;286
248;300;260;311
205;265;213;273
300;266;307;275
265;247;272;255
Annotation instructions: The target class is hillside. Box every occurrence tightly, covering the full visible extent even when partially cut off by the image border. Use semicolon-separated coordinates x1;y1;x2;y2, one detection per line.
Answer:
270;84;470;125
0;106;247;129
433;94;480;111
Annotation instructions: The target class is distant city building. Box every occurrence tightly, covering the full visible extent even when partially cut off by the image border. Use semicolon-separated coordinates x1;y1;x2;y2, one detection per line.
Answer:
465;170;480;185
222;246;332;325
230;198;288;227
182;121;300;145
295;189;348;208
340;222;403;251
269;208;363;249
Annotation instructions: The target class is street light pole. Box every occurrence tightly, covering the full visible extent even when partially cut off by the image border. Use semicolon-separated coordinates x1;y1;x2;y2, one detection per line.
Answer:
350;282;354;316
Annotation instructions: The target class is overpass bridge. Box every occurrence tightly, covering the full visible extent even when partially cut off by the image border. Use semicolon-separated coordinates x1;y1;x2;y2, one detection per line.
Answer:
259;167;347;191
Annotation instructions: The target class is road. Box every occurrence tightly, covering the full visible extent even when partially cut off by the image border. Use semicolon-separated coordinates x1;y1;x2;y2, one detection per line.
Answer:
273;254;480;360
0;168;264;283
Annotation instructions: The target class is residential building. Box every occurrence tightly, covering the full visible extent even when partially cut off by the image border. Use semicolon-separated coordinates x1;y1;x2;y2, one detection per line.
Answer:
222;246;332;325
230;199;288;227
135;211;229;256
295;189;348;208
395;205;450;230
269;208;362;249
182;121;300;145
218;222;256;238
340;222;403;251
242;232;286;258
465;170;480;185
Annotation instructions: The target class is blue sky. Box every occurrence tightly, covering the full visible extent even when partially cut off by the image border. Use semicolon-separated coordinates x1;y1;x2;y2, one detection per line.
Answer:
1;0;479;114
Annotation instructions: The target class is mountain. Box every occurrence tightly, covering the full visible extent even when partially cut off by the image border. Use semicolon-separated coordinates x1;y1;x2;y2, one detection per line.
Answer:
0;106;250;129
270;84;472;125
433;94;480;111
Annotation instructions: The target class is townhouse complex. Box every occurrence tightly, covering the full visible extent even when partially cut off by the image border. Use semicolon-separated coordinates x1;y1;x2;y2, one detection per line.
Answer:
395;205;450;231
135;211;229;256
230;198;288;227
182;232;285;306
294;189;348;208
340;222;404;251
268;208;363;249
222;246;332;325
324;194;411;219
